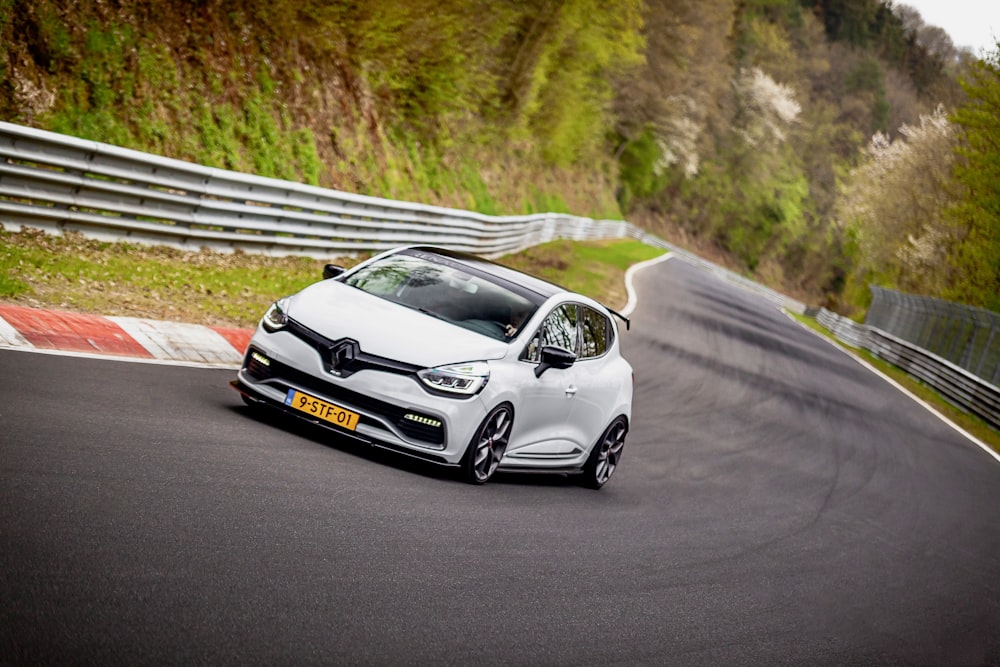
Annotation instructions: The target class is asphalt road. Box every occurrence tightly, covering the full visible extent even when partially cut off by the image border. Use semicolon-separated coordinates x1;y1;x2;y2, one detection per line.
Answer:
2;258;999;665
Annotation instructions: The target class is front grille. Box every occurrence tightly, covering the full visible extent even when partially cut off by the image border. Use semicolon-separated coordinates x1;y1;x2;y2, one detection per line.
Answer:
398;417;445;443
243;348;445;446
286;318;422;378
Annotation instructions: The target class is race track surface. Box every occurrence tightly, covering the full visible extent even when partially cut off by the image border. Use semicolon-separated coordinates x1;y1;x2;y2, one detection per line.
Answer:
2;258;999;665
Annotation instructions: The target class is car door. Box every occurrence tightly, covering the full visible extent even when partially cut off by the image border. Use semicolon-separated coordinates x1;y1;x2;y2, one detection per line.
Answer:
565;305;617;444
505;303;591;458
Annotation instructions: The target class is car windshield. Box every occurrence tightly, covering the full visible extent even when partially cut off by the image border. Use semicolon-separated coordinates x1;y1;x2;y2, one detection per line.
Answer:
342;251;541;342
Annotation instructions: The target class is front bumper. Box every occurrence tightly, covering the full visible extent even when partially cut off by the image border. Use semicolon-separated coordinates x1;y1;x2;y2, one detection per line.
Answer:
231;377;456;466
232;330;488;465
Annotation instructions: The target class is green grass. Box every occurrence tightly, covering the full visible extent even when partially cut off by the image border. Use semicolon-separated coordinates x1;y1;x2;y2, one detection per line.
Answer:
792;313;1000;454
497;239;665;309
0;228;355;327
0;228;663;328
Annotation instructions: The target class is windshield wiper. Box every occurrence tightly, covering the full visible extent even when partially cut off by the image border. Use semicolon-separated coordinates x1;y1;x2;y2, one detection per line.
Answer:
415;307;453;324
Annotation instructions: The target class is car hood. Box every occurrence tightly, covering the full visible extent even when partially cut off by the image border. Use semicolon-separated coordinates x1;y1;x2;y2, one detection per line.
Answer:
286;280;510;367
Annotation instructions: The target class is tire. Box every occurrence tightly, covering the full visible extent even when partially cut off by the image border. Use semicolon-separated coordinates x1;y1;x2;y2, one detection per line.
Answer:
461;404;513;485
581;417;627;489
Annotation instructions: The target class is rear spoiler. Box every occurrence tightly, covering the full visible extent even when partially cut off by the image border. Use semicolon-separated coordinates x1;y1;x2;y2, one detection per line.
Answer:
604;305;631;331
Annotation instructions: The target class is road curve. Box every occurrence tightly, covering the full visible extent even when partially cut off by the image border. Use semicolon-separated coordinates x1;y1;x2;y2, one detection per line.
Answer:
2;257;999;665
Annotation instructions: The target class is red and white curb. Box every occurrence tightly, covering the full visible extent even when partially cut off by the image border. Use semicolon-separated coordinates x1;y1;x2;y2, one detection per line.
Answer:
0;304;252;367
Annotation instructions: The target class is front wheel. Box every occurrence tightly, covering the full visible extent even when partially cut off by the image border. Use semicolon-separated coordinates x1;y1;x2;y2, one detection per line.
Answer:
461;404;513;485
580;417;627;489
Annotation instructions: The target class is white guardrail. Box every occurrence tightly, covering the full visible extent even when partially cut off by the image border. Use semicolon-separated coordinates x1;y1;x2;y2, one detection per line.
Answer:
816;308;1000;430
0;121;632;258
2;121;995;427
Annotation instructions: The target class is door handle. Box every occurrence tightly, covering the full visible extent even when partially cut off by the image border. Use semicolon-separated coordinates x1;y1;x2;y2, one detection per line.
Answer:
565;385;578;397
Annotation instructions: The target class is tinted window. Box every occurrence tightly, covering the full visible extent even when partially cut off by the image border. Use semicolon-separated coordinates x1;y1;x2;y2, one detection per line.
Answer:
343;253;538;342
524;304;578;362
579;307;610;358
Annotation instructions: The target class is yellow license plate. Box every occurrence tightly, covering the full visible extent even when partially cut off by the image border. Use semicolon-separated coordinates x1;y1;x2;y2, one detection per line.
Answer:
284;389;360;431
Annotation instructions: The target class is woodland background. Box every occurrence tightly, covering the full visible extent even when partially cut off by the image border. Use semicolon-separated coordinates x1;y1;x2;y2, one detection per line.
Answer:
2;0;998;313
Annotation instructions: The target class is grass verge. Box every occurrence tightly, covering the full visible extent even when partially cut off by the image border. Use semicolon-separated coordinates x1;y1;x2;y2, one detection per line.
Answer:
0;227;663;329
792;313;1000;455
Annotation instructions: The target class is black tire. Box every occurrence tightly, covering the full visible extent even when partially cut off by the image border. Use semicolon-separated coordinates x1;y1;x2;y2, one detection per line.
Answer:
581;417;627;489
461;404;514;485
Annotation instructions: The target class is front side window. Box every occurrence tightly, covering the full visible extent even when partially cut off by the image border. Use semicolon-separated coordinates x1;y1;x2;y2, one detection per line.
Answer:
524;304;578;362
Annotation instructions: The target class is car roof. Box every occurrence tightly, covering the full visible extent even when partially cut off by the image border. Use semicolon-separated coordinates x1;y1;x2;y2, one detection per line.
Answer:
403;246;568;301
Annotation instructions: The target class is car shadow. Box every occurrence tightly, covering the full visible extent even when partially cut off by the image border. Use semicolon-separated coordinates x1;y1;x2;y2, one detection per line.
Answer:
226;402;583;489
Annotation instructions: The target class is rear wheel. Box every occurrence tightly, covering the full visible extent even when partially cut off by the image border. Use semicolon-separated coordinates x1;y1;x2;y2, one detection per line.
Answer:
581;417;627;489
461;404;513;484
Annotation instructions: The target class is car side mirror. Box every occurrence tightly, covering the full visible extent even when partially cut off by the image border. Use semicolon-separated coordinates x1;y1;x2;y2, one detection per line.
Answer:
323;264;345;280
534;345;576;378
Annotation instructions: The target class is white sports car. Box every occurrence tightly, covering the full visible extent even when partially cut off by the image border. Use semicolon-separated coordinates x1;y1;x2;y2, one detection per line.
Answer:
231;246;633;487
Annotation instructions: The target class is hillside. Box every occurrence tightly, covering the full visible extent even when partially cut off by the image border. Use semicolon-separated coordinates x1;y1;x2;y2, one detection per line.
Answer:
2;0;997;311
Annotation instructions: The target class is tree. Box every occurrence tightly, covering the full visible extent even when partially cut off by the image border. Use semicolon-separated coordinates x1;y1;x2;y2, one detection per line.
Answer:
495;0;645;165
838;106;958;296
945;43;1000;310
611;0;736;203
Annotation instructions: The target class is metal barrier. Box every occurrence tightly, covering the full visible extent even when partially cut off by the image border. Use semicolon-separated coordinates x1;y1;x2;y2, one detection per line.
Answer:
816;308;1000;430
867;286;1000;385
0;122;629;258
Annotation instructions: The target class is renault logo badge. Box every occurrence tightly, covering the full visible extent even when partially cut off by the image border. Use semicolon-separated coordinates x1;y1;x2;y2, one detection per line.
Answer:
328;339;359;376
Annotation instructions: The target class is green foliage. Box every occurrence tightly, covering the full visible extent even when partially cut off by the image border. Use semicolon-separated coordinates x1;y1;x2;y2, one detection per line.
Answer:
618;129;668;208
946;43;1000;310
498;0;645;165
34;4;72;70
524;189;569;215
30;18;325;184
809;0;945;95
0;231;31;297
845;57;889;132
838;107;958;304
456;165;502;216
715;157;810;272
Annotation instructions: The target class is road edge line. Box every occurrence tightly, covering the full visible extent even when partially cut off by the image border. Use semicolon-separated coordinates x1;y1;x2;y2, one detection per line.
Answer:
621;252;674;318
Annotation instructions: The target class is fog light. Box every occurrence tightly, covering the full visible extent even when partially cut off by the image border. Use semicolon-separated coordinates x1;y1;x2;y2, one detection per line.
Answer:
403;413;442;428
251;351;271;367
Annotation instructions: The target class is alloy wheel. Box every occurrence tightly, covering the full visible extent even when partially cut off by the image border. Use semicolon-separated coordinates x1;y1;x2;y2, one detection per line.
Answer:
584;418;626;488
468;406;512;483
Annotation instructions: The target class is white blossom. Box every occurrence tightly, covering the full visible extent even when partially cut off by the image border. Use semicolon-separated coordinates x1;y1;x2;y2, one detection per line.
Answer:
734;67;801;144
655;101;701;177
838;105;958;291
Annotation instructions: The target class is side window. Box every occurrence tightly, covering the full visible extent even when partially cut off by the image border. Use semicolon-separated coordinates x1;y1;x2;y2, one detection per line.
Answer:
579;307;610;359
524;304;578;362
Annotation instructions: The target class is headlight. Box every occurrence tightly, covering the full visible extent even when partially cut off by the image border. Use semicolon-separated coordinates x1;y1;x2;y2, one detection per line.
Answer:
418;361;490;396
262;297;291;332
